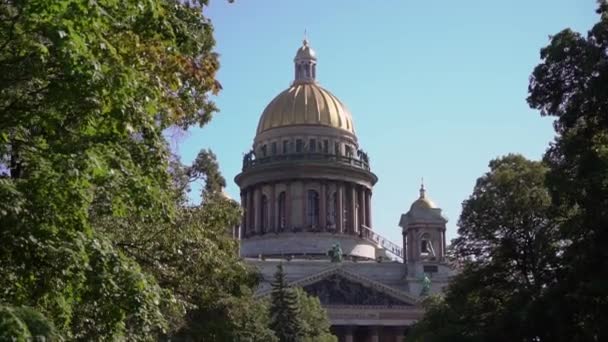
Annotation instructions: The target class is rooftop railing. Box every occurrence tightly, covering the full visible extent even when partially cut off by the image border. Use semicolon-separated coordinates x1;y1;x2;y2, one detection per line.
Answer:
242;151;371;172
360;225;404;261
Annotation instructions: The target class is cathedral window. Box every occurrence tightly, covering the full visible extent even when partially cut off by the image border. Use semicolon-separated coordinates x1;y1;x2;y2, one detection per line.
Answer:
260;145;267;157
335;142;341;156
345;146;353;158
309;139;316;152
278;192;286;230
271;142;277;155
306;190;319;227
283;140;289;154
296;139;303;153
323;140;329;153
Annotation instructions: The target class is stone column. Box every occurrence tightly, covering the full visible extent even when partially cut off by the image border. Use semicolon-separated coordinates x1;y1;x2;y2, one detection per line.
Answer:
286;182;292;231
412;228;419;261
302;182;307;231
253;187;261;234
270;184;276;233
407;230;414;261
366;189;372;227
370;326;379;342
360;187;367;230
320;182;327;231
337;183;344;234
442;228;447;261
395;327;407;342
248;188;255;236
344;326;353;342
350;184;357;234
402;230;408;263
240;191;247;237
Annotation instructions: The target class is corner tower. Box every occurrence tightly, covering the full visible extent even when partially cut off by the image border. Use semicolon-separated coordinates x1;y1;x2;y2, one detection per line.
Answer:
399;182;448;276
235;39;400;261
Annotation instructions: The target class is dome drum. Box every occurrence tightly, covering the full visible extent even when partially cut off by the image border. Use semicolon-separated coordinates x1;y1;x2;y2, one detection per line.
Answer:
235;39;395;261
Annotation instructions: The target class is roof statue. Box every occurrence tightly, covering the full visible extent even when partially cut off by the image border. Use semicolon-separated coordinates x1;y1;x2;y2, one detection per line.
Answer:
328;243;343;263
419;274;432;297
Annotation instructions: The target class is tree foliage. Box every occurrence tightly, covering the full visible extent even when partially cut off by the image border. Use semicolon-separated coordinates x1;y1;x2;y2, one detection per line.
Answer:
527;1;608;339
412;2;608;340
294;288;337;342
0;0;245;339
270;264;304;342
268;265;336;342
409;155;558;342
0;305;59;341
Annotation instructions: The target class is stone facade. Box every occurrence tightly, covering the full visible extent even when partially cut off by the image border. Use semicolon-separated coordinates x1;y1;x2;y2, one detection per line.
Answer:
234;39;455;341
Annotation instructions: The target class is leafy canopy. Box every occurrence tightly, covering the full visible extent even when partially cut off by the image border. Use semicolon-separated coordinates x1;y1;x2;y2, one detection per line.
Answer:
0;0;223;339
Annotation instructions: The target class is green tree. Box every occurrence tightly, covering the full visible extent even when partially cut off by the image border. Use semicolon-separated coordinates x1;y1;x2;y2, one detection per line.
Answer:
270;264;304;342
294;288;337;342
0;0;221;339
0;305;59;341
268;265;336;342
409;155;559;342
188;148;226;197
95;150;276;341
527;1;608;339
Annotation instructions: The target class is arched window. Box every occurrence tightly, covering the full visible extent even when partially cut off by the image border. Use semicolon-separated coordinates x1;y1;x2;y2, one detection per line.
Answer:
420;233;435;256
278;192;286;231
306;190;319;227
260;195;268;234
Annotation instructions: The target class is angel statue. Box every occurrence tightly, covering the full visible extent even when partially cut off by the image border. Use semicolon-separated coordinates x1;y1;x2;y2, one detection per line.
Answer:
327;243;343;263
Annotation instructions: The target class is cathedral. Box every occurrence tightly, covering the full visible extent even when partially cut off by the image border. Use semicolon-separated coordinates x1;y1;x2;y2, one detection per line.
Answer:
234;39;454;342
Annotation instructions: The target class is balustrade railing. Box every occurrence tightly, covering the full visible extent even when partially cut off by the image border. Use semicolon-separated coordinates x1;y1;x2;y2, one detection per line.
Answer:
242;151;371;171
360;225;403;260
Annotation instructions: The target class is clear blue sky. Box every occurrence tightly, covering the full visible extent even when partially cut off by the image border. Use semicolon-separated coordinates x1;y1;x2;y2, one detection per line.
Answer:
173;0;599;245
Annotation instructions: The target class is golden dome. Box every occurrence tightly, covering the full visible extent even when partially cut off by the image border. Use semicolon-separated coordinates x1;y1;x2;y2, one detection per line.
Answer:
410;182;437;210
410;197;437;210
256;82;355;135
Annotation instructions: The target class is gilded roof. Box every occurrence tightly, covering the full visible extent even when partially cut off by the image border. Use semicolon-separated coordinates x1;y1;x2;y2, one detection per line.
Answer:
256;82;355;135
409;183;437;210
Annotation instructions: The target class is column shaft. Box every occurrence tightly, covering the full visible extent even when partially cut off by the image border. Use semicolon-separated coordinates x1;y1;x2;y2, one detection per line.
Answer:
403;231;408;263
320;182;327;231
253;188;261;234
366;189;372;227
350;184;357;234
360;187;367;230
337;183;344;234
248;188;255;235
286;182;292;231
241;192;247;237
270;184;276;233
442;228;447;260
371;326;379;342
344;326;353;342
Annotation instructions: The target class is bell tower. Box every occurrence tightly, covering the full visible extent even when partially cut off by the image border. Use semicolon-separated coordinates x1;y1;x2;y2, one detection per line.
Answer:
399;181;448;266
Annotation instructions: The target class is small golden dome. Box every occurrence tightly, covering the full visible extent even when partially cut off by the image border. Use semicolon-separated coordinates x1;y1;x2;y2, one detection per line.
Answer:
410;197;437;210
256;82;355;135
410;182;437;210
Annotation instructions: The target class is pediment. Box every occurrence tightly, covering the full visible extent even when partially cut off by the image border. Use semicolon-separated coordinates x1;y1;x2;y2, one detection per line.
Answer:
302;273;413;306
289;266;417;306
